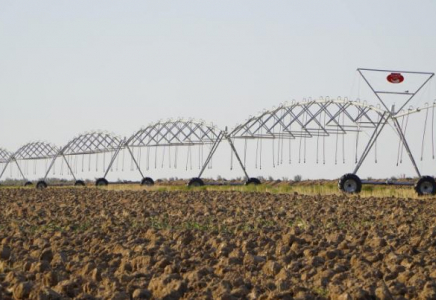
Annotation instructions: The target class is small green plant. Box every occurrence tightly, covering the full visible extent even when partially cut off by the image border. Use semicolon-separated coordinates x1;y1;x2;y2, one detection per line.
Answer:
294;217;308;229
130;220;146;229
256;218;276;229
337;222;347;230
313;287;329;297
183;221;210;231
149;216;171;230
72;221;92;232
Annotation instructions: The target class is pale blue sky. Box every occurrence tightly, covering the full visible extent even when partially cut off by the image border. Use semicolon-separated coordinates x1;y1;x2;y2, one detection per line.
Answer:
1;0;436;180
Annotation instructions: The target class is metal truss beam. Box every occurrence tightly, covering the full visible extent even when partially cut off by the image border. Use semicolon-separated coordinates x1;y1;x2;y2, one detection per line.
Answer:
230;98;385;139
44;131;124;181
126;119;221;147
0;142;59;182
126;119;242;179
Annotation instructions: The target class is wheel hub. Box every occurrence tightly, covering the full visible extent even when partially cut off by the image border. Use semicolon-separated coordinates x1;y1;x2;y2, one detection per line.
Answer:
420;181;433;194
343;179;357;193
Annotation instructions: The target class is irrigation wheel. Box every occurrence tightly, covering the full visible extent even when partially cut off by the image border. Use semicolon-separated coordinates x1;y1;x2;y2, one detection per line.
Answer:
245;178;261;185
95;178;109;187
141;177;155;186
74;180;86;187
36;181;47;189
338;173;362;194
188;177;205;187
414;176;436;196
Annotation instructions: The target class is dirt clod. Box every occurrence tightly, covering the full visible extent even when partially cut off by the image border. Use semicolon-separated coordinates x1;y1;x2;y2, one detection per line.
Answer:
13;282;33;299
149;274;187;299
1;188;436;298
132;288;151;299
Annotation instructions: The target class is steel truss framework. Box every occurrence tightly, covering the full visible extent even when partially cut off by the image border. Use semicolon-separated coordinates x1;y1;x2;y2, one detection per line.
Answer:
230;99;436;141
0;142;59;182
124;119;239;180
228;68;435;183
13;141;59;160
0;148;11;164
354;68;434;177
230;98;385;140
127;119;220;147
43;131;124;182
227;98;389;177
0;148;11;181
1;69;434;190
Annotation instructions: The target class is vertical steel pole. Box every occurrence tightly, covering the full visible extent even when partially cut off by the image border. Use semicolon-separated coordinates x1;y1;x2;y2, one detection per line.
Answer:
44;155;59;180
14;160;26;181
352;113;389;174
62;155;77;181
392;117;421;177
198;132;224;178
103;140;125;178
356;68;433;178
226;137;249;180
0;161;10;181
126;145;145;179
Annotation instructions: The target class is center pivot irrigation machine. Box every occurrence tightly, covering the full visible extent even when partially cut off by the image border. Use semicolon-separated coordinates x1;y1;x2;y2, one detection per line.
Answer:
16;120;259;188
0;68;435;195
213;68;436;195
36;131;125;188
123;119;259;187
339;68;435;195
0;141;59;186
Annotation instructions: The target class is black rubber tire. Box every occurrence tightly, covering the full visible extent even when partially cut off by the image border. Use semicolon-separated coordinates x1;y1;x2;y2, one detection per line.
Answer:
187;177;205;187
338;173;362;194
141;177;155;186
74;180;86;187
95;178;109;187
245;178;261;185
36;181;48;189
414;176;436;196
24;181;33;187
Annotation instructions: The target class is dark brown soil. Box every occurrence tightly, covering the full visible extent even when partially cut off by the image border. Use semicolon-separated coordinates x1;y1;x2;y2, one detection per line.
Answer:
1;189;436;299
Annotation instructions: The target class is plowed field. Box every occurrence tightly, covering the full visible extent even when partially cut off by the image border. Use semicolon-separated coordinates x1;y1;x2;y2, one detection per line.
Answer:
1;189;436;299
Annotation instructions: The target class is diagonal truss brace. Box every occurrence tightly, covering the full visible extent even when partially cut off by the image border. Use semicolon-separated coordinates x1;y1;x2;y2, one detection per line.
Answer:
357;68;435;115
356;68;435;177
43;131;124;181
